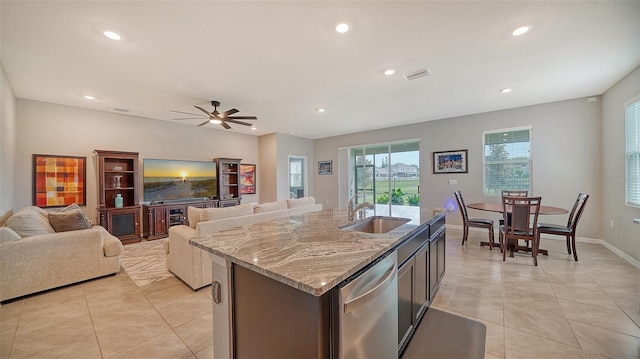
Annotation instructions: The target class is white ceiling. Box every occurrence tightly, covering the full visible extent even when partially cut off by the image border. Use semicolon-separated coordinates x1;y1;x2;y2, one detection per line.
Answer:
2;1;639;139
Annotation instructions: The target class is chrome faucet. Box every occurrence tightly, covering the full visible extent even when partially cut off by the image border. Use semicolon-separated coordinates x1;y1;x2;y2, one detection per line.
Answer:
349;202;374;221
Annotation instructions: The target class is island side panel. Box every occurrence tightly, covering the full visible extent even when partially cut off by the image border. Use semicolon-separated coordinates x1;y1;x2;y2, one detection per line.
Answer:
233;264;331;359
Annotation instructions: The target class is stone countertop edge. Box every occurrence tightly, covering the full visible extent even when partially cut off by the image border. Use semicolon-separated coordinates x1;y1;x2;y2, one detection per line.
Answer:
189;209;430;297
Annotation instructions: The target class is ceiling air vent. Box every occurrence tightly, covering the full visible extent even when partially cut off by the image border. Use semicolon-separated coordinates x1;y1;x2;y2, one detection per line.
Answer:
403;68;429;81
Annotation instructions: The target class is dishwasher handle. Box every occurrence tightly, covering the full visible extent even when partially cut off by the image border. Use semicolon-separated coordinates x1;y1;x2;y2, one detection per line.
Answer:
343;264;397;314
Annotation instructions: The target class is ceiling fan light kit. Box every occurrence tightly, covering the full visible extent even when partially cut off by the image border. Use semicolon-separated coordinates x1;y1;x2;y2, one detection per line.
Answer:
171;100;257;130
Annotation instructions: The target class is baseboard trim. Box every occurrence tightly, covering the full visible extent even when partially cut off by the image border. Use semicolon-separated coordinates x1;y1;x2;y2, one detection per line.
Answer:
446;225;640;269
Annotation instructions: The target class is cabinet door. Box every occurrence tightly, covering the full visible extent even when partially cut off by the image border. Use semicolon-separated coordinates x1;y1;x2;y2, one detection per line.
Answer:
437;229;446;281
414;243;429;321
397;259;414;354
429;236;439;301
101;207;140;244
153;207;167;235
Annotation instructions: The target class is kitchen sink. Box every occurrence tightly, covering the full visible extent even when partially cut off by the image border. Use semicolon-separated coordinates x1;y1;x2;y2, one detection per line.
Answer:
340;216;411;234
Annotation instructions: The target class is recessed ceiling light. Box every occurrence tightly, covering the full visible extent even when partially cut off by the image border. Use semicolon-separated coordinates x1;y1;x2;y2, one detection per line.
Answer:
251;127;257;130
384;69;395;76
500;88;512;93
209;119;222;125
316;108;326;113
335;23;350;33
512;26;530;36
103;31;121;40
83;95;96;100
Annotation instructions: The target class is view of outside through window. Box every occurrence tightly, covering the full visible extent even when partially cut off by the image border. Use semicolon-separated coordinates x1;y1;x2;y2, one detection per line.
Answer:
483;128;532;195
350;141;420;220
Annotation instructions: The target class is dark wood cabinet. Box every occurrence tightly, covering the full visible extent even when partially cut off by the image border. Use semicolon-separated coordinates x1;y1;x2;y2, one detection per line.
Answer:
397;225;430;356
142;199;217;239
95;150;141;244
429;225;446;301
213;158;241;206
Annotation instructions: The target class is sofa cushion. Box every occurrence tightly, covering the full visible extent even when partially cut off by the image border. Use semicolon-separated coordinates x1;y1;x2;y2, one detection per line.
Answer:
48;208;92;232
254;200;287;214
187;206;205;229
6;208;55;237
286;197;315;209
0;226;21;244
200;203;254;222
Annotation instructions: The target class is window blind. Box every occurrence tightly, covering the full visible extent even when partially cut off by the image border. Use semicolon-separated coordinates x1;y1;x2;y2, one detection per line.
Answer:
626;99;640;207
483;127;532;195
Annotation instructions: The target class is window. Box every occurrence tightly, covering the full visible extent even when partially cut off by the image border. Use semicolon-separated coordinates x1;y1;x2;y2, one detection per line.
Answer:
626;97;640;207
288;156;306;199
483;126;532;195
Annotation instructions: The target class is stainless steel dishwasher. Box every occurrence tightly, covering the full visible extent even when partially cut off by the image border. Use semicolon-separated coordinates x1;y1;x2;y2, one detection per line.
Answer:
333;251;398;359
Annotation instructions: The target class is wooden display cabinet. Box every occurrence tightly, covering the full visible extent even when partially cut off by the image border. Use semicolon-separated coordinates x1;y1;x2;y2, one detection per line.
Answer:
142;199;218;240
95;150;141;244
214;158;242;207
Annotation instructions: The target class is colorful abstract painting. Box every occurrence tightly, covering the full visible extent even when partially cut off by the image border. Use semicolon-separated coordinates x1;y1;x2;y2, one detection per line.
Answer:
239;164;256;194
33;154;86;207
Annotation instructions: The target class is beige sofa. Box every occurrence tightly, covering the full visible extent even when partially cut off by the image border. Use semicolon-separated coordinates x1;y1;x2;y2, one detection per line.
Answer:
165;197;322;290
0;206;124;301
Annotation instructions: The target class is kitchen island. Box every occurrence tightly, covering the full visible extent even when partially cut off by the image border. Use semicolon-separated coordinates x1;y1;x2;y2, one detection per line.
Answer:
190;208;445;358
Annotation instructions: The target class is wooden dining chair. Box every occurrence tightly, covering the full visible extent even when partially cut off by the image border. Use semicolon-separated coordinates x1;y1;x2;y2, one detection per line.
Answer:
537;193;589;261
454;191;495;248
500;195;542;265
498;190;529;245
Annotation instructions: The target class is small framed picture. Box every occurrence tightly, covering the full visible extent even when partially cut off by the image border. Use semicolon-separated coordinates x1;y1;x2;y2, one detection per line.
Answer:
318;160;333;175
239;164;256;194
433;149;468;174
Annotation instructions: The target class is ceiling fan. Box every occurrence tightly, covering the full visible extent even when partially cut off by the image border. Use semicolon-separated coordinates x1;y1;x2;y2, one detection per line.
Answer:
171;101;257;129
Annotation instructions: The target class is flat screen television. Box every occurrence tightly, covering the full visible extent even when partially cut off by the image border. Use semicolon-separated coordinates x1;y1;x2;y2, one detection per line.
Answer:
143;158;217;202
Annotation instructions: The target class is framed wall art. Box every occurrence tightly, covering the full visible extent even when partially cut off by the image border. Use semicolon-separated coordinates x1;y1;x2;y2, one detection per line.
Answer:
33;154;86;207
433;149;468;174
318;160;332;175
239;163;256;194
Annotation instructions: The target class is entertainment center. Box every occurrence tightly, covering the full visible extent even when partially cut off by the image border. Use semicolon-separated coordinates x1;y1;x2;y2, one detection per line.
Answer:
95;150;244;243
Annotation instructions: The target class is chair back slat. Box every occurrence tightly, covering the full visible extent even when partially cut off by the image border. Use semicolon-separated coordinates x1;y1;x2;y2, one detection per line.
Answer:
568;193;589;229
501;190;529;197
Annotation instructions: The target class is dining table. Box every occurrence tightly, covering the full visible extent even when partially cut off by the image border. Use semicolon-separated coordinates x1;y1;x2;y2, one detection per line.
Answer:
466;202;568;256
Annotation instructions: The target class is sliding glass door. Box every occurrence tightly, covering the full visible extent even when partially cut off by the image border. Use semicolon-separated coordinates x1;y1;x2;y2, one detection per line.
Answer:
345;141;420;220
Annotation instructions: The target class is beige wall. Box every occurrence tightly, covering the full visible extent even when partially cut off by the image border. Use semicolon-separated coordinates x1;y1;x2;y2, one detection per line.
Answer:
258;133;278;202
315;97;603;242
1;63;17;225
15;99;260;222
258;133;315;201
601;66;640;261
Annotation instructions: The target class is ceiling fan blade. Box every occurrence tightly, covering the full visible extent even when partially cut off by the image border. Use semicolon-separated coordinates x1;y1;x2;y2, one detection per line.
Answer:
220;108;239;118
221;121;232;129
171;110;204;117
225;119;253;126
227;116;257;120
194;105;213;117
198;119;210;127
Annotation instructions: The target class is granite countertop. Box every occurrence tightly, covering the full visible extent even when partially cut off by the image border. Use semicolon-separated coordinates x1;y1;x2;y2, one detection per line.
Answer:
190;208;429;296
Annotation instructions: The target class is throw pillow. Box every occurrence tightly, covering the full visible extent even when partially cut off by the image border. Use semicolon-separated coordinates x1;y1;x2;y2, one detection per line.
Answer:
286;197;315;209
254;200;287;213
200;203;254;222
48;208;92;232
6;208;55;237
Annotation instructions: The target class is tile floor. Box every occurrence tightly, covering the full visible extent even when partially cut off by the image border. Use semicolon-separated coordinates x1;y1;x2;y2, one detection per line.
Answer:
1;228;639;358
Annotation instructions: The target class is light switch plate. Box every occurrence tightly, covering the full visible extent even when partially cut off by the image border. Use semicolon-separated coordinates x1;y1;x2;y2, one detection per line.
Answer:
448;179;458;185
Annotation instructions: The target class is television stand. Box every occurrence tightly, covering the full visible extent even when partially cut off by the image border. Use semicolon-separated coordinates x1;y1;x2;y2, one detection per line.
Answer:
142;199;218;240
